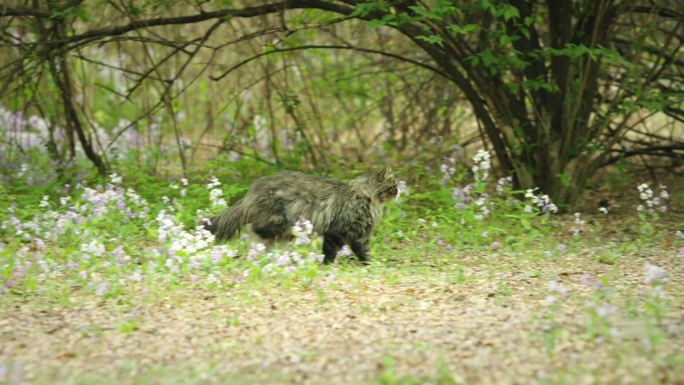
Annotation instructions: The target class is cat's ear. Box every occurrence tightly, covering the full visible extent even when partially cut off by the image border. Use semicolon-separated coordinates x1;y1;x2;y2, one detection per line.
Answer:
376;166;392;181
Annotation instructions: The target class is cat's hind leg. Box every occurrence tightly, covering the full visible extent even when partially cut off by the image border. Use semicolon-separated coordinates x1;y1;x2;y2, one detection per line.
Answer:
249;219;290;248
322;233;343;264
350;239;370;264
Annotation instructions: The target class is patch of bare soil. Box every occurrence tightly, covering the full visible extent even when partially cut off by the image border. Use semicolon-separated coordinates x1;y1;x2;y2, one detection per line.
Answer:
1;249;683;385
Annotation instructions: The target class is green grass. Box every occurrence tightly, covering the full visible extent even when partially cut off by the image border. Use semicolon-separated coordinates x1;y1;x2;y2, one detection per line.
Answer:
1;157;683;385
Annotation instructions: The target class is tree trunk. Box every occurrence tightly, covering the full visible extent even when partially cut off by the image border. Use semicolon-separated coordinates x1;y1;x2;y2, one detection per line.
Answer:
48;52;108;177
34;6;108;177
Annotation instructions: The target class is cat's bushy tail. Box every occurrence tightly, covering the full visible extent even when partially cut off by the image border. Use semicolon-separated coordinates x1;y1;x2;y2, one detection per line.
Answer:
205;199;247;241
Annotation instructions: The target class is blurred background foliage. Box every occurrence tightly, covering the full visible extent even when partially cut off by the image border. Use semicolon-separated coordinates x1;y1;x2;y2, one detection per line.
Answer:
0;0;682;207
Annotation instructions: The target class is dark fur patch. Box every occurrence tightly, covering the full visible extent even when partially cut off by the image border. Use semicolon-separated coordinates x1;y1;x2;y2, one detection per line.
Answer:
205;168;398;263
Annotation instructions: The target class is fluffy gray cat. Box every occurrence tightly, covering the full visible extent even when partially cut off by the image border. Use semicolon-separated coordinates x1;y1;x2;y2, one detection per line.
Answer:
205;167;398;264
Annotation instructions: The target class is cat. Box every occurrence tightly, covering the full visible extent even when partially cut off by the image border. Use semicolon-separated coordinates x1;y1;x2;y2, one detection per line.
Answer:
204;167;398;264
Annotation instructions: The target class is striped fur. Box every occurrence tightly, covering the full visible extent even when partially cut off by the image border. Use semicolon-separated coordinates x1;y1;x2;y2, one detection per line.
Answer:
206;167;398;264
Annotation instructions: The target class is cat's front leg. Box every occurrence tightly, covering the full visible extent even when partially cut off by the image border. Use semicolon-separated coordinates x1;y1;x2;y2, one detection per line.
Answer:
322;233;343;264
350;239;370;264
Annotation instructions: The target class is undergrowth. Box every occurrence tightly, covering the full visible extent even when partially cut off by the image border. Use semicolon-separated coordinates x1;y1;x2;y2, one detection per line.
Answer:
1;150;682;384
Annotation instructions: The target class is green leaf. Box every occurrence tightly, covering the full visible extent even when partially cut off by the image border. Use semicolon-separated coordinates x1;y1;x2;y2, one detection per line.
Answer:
77;7;91;22
519;27;530;39
126;5;143;15
520;217;532;230
408;5;440;20
498;4;520;21
416;35;445;47
447;23;480;36
466;55;480;66
352;2;390;17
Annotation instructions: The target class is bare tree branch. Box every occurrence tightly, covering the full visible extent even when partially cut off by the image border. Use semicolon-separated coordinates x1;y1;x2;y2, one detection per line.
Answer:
211;43;449;81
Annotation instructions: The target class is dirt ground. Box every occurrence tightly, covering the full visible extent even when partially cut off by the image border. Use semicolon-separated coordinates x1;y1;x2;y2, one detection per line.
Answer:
2;247;683;385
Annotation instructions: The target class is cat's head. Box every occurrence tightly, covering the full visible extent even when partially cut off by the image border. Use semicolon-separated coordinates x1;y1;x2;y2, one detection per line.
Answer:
349;166;399;203
371;166;398;204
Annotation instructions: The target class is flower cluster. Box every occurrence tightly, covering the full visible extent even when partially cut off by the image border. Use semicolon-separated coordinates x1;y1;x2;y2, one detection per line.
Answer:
293;218;315;245
644;263;667;286
471;149;491;182
0;105;53;152
452;184;473;209
570;213;585;237
0;175;248;295
495;176;512;195
397;180;409;196
440;157;456;184
254;249;324;275
473;194;492;220
452;183;494;220
432;234;453;251
336;245;353;258
207;176;227;208
644;262;668;300
523;188;558;214
0;105;168;175
155;209;241;281
81;239;106;260
636;183;668;216
170;178;188;198
156;210;215;255
1;174;149;245
580;274;620;326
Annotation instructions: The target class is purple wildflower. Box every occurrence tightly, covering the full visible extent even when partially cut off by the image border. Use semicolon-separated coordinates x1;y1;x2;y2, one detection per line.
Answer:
337;245;353;258
275;252;291;266
548;280;569;297
440;159;456;183
596;304;618;319
580;273;592;287
545;295;557;306
292;218;314;245
644;263;666;284
95;282;108;296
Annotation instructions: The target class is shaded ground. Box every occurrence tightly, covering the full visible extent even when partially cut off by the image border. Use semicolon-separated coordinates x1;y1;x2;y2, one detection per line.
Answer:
2;243;683;385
